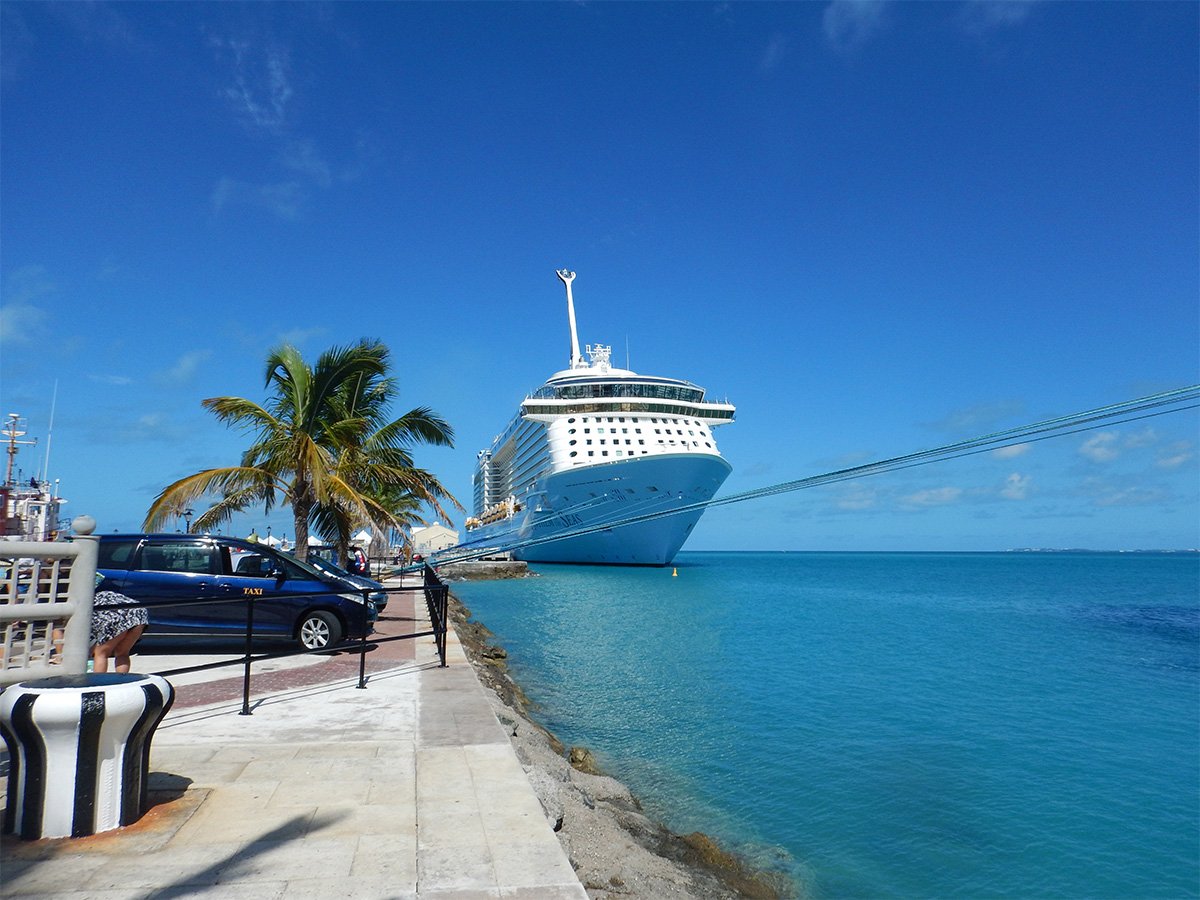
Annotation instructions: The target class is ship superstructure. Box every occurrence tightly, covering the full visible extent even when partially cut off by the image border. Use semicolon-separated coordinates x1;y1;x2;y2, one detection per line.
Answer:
1;413;67;542
459;270;734;565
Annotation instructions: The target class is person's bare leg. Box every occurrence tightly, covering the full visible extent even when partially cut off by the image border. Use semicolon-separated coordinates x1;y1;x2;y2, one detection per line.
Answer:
92;643;113;674
111;625;145;674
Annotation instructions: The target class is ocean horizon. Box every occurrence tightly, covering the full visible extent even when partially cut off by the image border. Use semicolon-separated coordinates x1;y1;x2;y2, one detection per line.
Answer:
451;550;1200;898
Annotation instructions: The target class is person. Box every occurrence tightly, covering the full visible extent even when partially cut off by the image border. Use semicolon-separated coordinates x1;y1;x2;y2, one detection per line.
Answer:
350;547;368;576
91;588;148;674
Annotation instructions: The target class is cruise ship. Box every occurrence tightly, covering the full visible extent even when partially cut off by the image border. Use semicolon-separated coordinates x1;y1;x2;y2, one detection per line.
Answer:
455;270;735;566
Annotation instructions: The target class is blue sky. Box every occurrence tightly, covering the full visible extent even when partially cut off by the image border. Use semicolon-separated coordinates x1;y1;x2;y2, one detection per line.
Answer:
1;1;1196;551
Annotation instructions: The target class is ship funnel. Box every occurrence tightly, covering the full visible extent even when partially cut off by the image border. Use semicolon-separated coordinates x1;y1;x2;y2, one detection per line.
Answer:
557;269;582;368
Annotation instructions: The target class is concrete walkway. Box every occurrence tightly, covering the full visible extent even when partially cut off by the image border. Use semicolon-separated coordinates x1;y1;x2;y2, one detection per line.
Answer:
0;580;587;899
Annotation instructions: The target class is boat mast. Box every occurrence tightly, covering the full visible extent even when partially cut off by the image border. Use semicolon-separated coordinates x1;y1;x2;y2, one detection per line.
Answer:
3;413;36;487
557;269;583;369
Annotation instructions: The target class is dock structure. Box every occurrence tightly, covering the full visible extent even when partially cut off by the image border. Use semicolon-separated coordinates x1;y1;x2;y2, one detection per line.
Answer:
0;575;586;899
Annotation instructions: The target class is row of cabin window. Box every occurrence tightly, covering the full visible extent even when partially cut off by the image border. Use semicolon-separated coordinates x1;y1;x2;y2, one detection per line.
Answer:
565;415;708;428
566;437;714;449
569;426;705;436
566;439;712;459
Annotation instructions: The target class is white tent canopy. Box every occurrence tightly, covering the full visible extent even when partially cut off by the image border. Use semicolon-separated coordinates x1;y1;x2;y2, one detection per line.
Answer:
352;529;372;545
261;535;282;547
307;535;324;547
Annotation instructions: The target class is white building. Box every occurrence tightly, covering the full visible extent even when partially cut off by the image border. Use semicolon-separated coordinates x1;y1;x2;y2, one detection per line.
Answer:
412;523;459;555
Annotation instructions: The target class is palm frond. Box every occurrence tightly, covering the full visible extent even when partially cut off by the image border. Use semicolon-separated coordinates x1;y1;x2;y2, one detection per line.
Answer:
143;466;279;531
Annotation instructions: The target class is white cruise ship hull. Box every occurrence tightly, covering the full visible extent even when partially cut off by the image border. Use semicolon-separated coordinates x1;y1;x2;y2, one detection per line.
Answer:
467;453;732;566
460;270;735;567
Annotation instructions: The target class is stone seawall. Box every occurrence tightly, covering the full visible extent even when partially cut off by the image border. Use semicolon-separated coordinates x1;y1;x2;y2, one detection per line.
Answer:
438;560;532;581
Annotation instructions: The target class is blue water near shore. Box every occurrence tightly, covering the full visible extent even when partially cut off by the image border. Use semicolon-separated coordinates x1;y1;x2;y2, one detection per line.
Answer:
451;551;1200;898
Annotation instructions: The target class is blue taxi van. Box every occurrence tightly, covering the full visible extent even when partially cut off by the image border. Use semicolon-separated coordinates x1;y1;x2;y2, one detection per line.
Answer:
95;534;375;650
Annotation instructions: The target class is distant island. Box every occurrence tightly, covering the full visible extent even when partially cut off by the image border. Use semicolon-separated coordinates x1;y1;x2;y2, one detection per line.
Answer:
1005;548;1198;554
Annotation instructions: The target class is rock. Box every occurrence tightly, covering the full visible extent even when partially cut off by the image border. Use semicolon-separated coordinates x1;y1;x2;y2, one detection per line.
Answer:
525;767;566;832
569;745;602;775
571;770;638;808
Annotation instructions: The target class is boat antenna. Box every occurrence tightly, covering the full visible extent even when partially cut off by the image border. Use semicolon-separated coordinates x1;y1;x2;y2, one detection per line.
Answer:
41;380;58;482
557;268;582;369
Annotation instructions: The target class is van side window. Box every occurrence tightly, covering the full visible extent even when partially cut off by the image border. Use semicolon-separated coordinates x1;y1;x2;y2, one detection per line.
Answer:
139;542;220;575
98;540;137;569
233;554;273;577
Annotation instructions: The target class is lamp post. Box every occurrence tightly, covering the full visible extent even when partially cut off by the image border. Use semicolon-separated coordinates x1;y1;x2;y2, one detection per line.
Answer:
183;508;194;534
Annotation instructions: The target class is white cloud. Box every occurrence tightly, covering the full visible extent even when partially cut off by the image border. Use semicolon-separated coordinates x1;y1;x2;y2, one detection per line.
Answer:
1079;429;1163;464
759;33;788;72
992;443;1029;459
959;0;1037;35
0;298;46;345
161;350;213;384
120;412;199;444
901;486;963;508
275;327;326;348
1000;472;1031;500
1156;442;1195;470
0;265;55;345
280;139;333;188
837;486;877;510
925;399;1024;435
1122;427;1157;449
214;38;293;131
823;0;886;51
1;4;35;85
1094;487;1168;508
212;177;304;220
88;373;133;386
1079;432;1119;463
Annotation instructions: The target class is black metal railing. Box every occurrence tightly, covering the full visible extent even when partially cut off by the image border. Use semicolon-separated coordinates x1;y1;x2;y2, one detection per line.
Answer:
423;563;449;665
109;563;453;716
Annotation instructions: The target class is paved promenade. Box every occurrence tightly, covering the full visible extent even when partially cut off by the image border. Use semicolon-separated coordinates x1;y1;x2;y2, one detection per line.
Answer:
1;579;587;899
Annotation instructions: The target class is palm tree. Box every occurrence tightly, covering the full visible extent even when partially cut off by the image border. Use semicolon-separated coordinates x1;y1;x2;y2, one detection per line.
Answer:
312;437;457;568
144;340;459;560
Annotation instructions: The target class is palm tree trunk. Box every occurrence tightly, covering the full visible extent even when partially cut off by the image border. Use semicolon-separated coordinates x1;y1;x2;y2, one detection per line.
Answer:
293;494;312;562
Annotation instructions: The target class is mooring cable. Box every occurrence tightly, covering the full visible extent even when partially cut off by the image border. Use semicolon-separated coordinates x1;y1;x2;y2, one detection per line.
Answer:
436;385;1199;565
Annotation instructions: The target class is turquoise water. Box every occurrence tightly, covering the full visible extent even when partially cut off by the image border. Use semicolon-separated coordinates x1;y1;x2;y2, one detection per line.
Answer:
451;552;1200;898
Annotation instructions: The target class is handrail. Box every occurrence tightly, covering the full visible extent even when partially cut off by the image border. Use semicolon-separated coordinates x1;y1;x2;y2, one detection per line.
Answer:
2;540;455;712
0;515;100;686
140;567;452;715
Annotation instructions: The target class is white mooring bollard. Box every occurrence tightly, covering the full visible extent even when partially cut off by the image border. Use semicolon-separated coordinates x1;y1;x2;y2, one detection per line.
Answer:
0;672;175;839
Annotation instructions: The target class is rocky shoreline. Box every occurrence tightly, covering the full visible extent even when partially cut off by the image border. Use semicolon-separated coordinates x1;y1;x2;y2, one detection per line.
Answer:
448;589;793;899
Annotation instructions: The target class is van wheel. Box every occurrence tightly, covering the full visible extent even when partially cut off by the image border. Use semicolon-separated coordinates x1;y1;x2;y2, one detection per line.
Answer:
298;611;342;650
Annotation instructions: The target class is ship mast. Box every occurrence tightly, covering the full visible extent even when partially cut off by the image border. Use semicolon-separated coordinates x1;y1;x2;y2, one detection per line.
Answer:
3;413;36;487
557;269;583;369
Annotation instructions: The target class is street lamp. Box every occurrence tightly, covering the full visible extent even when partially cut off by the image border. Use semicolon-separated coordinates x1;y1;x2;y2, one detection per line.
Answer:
183;508;194;534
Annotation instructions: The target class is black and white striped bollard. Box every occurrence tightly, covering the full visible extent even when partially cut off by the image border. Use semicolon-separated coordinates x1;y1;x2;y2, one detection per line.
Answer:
0;672;175;839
